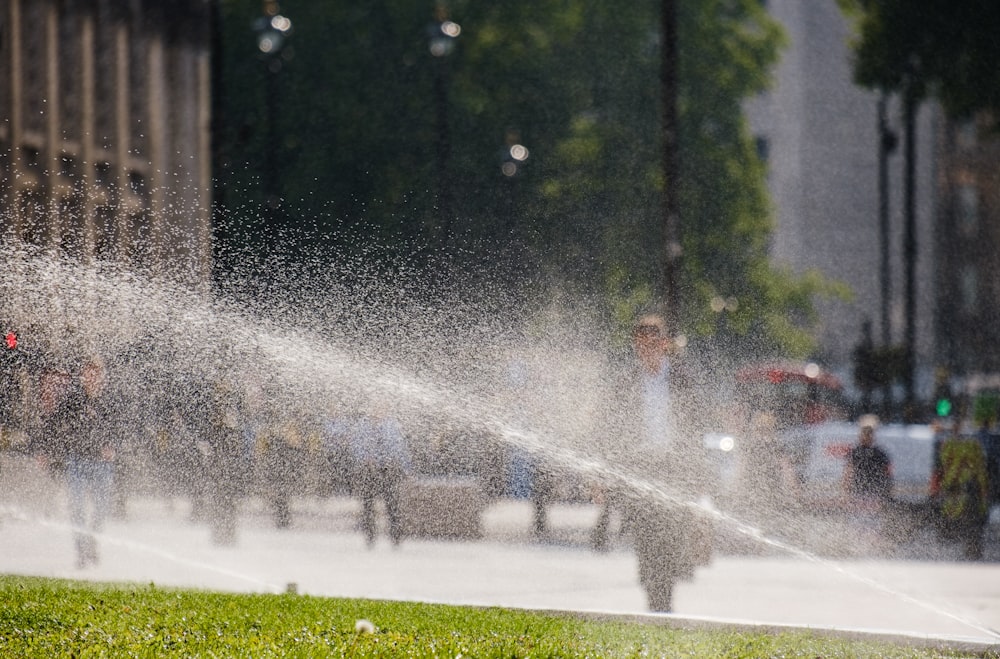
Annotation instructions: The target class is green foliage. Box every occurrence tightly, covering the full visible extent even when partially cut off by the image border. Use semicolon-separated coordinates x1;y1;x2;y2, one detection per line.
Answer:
0;576;988;658
216;0;831;360
838;0;1000;125
972;390;1000;426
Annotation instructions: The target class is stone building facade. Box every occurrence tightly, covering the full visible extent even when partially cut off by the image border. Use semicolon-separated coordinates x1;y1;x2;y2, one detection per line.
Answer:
935;117;1000;384
0;0;213;281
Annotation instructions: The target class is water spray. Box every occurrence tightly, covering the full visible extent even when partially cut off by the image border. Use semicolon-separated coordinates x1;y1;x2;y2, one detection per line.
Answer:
0;245;997;641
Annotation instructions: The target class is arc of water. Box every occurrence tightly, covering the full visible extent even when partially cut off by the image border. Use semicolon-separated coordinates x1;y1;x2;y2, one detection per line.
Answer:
267;340;1000;642
3;250;997;640
493;427;1000;642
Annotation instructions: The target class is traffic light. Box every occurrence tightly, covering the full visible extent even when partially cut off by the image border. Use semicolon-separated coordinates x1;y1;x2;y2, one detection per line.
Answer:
0;329;27;371
933;368;954;418
0;328;19;427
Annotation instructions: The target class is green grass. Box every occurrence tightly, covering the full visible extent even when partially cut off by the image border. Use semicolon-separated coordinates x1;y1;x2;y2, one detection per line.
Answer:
0;576;995;658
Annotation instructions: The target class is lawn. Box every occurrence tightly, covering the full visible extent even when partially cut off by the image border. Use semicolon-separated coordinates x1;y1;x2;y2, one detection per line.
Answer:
0;575;995;657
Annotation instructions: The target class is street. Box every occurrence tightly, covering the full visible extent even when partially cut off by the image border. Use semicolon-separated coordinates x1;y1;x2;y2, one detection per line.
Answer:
1;452;999;649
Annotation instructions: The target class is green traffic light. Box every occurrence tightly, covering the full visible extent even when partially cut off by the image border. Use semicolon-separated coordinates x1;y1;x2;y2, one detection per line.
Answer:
936;398;952;417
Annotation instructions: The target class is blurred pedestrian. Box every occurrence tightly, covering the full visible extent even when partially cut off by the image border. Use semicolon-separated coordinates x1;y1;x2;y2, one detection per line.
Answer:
974;419;1000;510
322;412;354;495
842;415;892;548
44;357;117;568
205;377;247;546
529;458;555;538
738;410;799;516
255;409;302;530
618;313;708;612
502;357;554;539
156;405;202;512
348;408;412;547
932;420;989;559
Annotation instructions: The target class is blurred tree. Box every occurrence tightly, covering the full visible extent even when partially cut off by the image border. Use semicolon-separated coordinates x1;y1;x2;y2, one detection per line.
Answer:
213;0;835;359
215;1;439;255
836;0;1000;407
837;0;1000;126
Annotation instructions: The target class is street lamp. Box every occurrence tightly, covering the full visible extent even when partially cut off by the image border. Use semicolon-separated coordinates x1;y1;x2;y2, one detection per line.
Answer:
499;130;529;238
428;4;460;246
255;2;292;64
253;1;292;223
901;60;919;418
428;16;461;57
710;295;739;335
661;0;681;333
877;92;898;419
710;295;738;371
501;142;529;178
256;14;292;55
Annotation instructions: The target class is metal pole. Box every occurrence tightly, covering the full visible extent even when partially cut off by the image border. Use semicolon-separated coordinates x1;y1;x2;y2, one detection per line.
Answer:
878;93;892;347
434;58;452;245
661;0;681;330
877;93;894;419
255;0;290;227
429;3;459;248
263;61;279;224
211;0;226;221
902;84;917;417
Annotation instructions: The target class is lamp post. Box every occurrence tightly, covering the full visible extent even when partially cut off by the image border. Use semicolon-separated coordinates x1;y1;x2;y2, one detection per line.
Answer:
500;142;529;178
253;1;292;224
877;93;897;347
901;69;919;419
660;0;681;333
877;92;898;418
499;129;529;235
710;294;738;372
428;3;460;246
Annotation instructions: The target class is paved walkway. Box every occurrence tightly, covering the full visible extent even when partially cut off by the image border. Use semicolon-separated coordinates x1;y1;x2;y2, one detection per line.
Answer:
2;453;999;649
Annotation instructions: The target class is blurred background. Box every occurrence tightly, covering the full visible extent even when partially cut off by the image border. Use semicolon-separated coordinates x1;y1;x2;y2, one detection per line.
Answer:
0;0;998;422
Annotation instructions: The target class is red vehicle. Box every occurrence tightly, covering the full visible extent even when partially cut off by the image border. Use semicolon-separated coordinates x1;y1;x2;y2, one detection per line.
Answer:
733;361;849;428
702;361;850;504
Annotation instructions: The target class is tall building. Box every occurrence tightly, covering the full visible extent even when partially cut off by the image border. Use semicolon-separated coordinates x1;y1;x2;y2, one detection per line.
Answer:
0;0;213;281
935;115;1000;389
745;0;941;400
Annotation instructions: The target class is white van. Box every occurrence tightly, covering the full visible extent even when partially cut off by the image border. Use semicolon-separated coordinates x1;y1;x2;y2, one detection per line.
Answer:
785;421;936;505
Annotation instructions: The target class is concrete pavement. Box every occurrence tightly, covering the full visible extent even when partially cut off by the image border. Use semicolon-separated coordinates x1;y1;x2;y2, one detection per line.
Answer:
2;453;999;650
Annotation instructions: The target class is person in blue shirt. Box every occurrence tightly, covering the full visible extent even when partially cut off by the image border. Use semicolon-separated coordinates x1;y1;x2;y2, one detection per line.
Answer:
348;407;412;547
42;357;117;568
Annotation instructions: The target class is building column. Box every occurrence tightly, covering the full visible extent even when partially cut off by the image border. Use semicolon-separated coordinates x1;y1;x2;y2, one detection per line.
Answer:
43;0;62;249
4;0;25;238
80;5;99;259
114;4;142;262
196;41;213;284
146;23;168;270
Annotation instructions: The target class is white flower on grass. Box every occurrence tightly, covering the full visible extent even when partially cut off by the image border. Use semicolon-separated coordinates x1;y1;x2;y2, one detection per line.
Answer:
354;619;376;634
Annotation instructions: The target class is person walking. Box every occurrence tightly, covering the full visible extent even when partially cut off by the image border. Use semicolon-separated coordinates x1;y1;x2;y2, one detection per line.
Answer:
255;409;302;530
842;415;892;549
933;421;990;559
45;357;117;568
204;377;247;546
617;313;708;612
348;408;412;547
